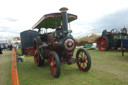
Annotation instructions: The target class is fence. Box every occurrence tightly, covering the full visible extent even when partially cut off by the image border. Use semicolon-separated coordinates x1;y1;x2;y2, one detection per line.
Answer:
11;47;19;85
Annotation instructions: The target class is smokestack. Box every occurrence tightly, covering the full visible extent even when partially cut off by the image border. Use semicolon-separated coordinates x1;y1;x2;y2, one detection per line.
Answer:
59;7;68;34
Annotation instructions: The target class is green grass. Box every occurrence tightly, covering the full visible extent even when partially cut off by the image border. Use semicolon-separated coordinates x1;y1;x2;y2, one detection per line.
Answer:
0;51;12;85
17;49;128;85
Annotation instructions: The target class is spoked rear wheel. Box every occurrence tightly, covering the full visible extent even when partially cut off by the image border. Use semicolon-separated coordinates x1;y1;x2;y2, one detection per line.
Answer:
33;41;44;66
97;36;109;51
49;51;60;77
76;48;91;72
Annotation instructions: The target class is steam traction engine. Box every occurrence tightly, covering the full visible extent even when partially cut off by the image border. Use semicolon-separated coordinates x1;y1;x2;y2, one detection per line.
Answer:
97;28;127;51
32;7;91;77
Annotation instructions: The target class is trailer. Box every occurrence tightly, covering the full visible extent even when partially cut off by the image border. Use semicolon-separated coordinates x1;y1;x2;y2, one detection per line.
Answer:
20;30;38;55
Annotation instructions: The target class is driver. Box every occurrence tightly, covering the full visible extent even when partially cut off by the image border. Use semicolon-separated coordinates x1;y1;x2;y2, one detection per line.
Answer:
102;29;107;35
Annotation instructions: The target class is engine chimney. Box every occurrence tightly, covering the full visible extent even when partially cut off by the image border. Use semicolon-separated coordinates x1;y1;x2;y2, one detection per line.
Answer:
59;7;68;34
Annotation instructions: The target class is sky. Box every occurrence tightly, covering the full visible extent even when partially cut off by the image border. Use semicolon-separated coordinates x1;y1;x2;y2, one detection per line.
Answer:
0;0;128;40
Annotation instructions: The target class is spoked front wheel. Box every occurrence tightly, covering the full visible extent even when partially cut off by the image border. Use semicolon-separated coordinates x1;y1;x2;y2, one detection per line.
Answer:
49;51;61;77
76;48;91;72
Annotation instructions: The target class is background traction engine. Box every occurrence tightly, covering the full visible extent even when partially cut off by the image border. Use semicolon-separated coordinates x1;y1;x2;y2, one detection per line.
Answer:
32;7;91;77
97;28;127;51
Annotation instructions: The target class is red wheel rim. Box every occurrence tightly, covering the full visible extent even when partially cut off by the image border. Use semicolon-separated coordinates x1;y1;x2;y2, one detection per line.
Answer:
33;42;39;65
77;51;88;71
49;54;57;76
97;37;108;51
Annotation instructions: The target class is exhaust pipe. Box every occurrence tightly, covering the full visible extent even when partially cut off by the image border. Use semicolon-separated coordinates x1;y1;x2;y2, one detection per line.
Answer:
59;7;68;34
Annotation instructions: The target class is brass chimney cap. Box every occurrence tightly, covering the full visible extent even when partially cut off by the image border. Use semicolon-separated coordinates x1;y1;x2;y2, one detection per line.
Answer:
59;7;68;12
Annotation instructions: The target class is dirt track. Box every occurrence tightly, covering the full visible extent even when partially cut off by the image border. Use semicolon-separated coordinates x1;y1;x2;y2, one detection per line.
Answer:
0;50;12;85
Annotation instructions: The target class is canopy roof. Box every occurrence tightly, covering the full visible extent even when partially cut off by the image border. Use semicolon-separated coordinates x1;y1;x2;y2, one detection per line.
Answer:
32;13;77;29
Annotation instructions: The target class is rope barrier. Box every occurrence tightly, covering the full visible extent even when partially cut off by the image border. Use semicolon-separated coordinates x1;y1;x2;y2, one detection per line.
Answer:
11;47;19;85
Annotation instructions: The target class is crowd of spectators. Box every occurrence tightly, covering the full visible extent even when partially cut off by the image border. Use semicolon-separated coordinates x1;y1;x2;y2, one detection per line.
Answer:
0;44;13;54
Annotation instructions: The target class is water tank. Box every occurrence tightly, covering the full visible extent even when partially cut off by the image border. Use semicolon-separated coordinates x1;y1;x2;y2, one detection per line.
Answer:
20;30;38;49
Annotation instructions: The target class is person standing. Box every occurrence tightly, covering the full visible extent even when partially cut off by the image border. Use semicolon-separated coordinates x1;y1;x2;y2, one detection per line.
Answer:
7;45;10;50
5;44;8;50
0;44;2;54
10;44;12;51
3;44;6;50
1;44;4;51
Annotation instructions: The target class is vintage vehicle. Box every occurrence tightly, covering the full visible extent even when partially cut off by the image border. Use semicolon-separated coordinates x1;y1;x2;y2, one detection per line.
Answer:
97;28;127;51
20;30;38;55
32;7;91;77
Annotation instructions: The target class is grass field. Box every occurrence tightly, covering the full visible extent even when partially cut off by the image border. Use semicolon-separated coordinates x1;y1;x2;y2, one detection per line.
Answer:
17;49;128;85
0;51;12;85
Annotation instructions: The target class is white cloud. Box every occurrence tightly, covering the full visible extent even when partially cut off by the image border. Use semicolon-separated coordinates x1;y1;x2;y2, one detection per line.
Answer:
0;0;128;39
71;23;95;38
